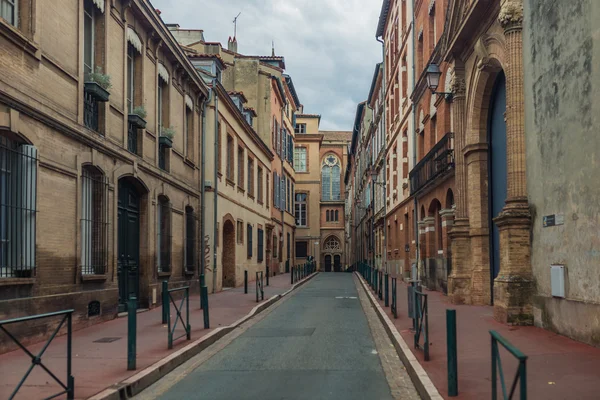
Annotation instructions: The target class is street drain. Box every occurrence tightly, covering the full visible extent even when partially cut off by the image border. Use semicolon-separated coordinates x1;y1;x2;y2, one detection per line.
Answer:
93;337;121;343
246;328;316;338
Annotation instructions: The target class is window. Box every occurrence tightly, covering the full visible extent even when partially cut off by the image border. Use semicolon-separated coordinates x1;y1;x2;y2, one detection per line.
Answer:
324;236;341;251
266;173;270;208
321;155;341;201
157;196;172;273
185;206;196;273
81;166;108;275
185;103;194;160
257;228;264;262
281;175;286;210
287;233;291;260
272;235;278;259
326;210;330;222
226;135;234;181
295;193;307;227
295;241;308;258
0;137;37;278
127;44;136;114
237;146;244;188
83;0;95;79
294;123;306;134
247;224;253;258
237;220;243;244
294;147;307;172
1;0;17;27
217;122;222;173
273;172;279;209
158;71;170;133
257;166;263;203
248;157;254;196
335;210;339;222
286;178;291;212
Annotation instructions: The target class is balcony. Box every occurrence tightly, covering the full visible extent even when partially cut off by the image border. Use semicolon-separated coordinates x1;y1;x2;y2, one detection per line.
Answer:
409;132;454;195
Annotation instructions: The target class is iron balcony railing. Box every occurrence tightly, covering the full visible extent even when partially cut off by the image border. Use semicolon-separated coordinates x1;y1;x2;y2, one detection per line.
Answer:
83;92;99;131
409;132;455;195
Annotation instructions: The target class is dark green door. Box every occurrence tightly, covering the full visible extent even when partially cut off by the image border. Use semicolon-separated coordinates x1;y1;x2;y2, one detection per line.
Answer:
118;179;140;312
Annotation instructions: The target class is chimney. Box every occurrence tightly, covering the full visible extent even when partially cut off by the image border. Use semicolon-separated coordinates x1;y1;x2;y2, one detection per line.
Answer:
165;23;180;31
228;36;238;53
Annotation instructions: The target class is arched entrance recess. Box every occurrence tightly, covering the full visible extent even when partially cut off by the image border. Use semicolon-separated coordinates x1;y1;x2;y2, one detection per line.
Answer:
222;217;236;288
117;176;147;311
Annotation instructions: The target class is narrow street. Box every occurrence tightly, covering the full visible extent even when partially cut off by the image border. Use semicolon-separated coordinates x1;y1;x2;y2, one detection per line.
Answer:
137;273;419;400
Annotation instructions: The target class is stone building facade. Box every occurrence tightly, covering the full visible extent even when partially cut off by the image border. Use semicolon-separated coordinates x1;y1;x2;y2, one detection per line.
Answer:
0;0;209;352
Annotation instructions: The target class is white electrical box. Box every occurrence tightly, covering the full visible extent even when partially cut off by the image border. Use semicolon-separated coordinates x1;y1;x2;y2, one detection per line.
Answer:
550;265;565;298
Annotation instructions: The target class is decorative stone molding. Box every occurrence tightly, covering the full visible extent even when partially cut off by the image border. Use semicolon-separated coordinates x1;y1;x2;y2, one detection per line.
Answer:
449;74;466;97
498;0;524;30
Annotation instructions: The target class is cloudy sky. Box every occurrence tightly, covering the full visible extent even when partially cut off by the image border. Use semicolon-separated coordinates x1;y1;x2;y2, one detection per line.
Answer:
150;0;382;131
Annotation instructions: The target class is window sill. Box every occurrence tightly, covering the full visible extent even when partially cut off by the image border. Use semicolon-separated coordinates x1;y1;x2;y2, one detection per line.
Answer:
157;271;171;278
248;194;255;200
226;178;235;187
0;277;36;286
184;270;195;276
0;20;40;60
237;186;245;194
257;200;264;205
81;274;107;282
184;158;196;169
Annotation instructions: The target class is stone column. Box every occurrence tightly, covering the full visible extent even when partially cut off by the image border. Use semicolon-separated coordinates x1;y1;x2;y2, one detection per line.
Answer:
493;0;533;325
447;65;472;304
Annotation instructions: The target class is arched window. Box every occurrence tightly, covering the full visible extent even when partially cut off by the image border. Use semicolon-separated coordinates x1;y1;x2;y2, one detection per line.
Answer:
157;195;172;272
0;135;38;278
321;154;341;201
324;236;341;251
185;206;196;273
81;165;108;275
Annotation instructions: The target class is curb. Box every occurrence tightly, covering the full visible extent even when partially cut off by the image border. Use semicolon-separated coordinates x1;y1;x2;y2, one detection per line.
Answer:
88;272;319;400
355;272;443;400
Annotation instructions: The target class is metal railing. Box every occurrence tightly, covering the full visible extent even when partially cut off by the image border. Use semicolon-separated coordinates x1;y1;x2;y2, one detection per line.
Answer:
83;91;99;131
391;277;397;318
409;132;454;195
414;290;429;361
127;123;138;154
0;310;75;400
162;282;191;349
491;330;527;400
256;271;264;302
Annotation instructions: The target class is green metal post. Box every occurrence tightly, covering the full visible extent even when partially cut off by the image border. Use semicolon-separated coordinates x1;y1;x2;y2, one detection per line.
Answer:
127;296;137;371
186;288;191;340
162;281;168;324
202;284;209;329
266;266;270;286
492;338;497;400
67;313;74;399
520;360;527;400
447;309;458;396
244;270;248;294
167;291;173;349
385;272;389;307
291;265;294;284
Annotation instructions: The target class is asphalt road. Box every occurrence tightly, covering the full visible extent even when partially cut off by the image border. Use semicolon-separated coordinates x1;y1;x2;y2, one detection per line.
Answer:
157;273;395;400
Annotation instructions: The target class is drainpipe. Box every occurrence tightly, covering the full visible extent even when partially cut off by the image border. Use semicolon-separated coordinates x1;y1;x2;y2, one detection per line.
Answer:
200;84;213;328
212;80;219;292
280;102;286;272
411;0;420;282
376;36;387;275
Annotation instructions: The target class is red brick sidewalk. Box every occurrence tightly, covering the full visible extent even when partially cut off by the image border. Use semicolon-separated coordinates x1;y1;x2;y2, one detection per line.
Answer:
0;273;297;400
367;273;600;400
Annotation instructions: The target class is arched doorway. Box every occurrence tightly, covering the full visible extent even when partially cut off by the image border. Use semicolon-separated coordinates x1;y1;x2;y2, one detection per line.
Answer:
222;219;236;288
334;254;341;272
117;177;143;311
488;72;507;286
324;255;332;272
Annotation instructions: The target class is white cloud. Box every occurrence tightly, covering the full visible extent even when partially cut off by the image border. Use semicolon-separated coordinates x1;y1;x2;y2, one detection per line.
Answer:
150;0;382;130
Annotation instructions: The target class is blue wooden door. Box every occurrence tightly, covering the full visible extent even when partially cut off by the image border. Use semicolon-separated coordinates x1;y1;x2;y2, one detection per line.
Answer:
118;179;140;311
489;73;507;281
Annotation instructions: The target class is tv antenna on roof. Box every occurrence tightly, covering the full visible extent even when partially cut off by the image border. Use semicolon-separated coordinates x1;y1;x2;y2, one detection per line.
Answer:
233;12;241;38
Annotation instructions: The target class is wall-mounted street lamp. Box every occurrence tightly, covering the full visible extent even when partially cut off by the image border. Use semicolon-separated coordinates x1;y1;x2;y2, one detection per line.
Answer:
426;63;453;100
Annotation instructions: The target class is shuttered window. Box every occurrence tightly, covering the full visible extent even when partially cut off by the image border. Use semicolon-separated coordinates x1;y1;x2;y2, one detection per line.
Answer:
257;229;264;262
247;224;253;258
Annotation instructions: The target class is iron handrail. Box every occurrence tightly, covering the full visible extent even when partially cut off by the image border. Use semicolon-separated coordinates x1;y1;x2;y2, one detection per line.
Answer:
414;290;429;361
167;286;191;349
256;271;264;302
0;310;75;400
491;330;527;400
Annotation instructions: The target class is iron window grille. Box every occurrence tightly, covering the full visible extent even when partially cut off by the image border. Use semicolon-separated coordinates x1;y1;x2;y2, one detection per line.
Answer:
83;92;100;132
184;207;196;274
80;166;109;275
127;122;138;154
257;229;264;262
157;197;172;273
0;136;38;278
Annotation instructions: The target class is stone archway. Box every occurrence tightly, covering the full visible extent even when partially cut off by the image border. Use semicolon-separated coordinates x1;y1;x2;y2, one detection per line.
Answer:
221;219;236;288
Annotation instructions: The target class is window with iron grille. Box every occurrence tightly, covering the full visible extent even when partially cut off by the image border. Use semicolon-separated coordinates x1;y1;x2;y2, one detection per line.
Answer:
237;146;244;188
81;166;108;275
272;234;278;259
257;228;264;262
257;166;263;203
185;206;196;274
247;224;253;259
0;136;37;278
226;135;234;180
157;196;172;273
247;157;254;196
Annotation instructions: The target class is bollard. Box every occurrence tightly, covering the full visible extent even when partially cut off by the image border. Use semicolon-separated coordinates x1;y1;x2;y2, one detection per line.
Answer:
201;284;210;329
447;309;458;396
127;296;137;370
266;266;270;286
161;281;168;324
385;272;389;307
291;266;294;284
244;270;248;294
